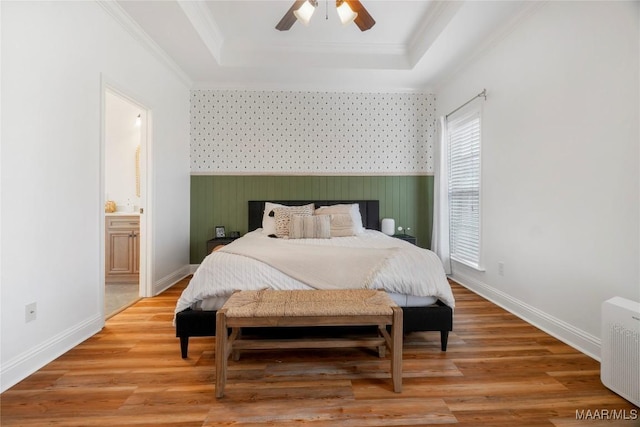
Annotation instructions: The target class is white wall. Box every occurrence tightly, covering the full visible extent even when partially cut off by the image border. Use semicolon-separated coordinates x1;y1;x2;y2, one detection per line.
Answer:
436;1;639;358
0;1;190;391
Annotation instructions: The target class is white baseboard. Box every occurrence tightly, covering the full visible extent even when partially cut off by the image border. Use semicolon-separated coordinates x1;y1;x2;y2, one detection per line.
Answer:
1;265;192;394
152;265;192;295
450;271;601;361
0;315;103;393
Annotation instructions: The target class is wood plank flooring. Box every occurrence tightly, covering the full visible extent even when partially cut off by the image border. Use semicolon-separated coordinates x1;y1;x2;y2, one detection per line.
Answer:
2;278;638;426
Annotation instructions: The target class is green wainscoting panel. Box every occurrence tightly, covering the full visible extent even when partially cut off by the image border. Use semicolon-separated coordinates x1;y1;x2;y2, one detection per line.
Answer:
190;175;434;263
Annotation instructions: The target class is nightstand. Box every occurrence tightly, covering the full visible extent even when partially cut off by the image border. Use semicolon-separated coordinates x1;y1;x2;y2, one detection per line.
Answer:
206;237;239;254
393;234;417;246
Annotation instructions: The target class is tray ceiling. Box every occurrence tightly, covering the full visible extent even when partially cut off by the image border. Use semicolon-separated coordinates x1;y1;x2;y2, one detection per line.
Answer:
113;0;535;91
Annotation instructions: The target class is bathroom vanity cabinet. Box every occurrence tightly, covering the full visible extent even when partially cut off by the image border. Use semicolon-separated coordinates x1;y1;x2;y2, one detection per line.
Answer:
105;215;140;284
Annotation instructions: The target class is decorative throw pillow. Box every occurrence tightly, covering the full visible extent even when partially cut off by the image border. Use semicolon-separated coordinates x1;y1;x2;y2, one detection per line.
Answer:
328;213;356;237
262;202;285;235
273;204;315;238
289;214;331;239
314;204;364;235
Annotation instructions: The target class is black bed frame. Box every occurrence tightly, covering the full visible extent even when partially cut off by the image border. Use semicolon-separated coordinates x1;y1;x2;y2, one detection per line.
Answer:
176;200;453;358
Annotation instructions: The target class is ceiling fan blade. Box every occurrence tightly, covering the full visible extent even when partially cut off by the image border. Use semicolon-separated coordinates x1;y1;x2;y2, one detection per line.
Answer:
345;0;375;31
276;0;306;31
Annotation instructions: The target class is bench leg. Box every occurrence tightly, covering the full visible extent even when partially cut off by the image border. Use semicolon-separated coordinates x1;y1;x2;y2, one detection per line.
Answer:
377;326;386;357
391;307;403;393
231;328;241;361
215;310;228;398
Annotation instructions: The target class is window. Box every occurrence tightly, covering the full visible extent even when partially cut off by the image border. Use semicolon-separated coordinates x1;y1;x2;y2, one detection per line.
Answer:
447;108;482;269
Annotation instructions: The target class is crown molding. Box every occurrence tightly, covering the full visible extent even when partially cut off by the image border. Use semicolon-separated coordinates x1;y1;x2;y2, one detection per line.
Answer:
190;82;434;94
407;0;464;68
177;0;224;64
433;1;547;91
96;0;192;88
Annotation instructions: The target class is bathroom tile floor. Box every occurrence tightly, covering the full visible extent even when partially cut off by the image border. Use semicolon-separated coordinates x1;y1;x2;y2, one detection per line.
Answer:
105;283;140;318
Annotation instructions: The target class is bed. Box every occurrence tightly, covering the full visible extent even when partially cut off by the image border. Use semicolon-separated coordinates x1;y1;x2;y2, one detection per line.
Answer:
175;200;454;358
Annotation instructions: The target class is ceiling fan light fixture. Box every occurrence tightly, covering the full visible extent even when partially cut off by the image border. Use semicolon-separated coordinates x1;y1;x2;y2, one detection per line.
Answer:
336;1;357;25
293;0;317;25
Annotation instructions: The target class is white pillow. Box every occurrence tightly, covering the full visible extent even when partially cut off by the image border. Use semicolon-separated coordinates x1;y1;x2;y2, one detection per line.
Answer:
262;202;285;235
328;213;356;237
314;203;364;234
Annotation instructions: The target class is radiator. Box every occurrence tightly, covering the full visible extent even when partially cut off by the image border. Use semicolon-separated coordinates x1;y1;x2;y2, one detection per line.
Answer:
601;296;640;407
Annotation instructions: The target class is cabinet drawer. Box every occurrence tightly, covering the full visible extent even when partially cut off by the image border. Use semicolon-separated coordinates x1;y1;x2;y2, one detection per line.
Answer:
106;216;140;230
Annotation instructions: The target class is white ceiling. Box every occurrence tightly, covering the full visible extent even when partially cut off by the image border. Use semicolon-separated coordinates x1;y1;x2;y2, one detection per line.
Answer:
114;0;535;92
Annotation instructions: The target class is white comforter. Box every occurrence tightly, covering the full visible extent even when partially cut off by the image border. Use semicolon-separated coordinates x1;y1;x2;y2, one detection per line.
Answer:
175;229;455;316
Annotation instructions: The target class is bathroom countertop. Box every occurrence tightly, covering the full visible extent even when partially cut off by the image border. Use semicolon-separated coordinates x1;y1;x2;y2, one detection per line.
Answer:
105;211;140;216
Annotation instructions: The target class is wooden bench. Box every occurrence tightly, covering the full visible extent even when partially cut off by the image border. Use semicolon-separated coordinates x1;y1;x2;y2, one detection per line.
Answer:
215;289;403;398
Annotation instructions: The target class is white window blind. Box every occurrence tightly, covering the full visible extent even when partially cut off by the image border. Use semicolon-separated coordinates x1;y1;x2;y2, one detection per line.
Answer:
447;109;481;268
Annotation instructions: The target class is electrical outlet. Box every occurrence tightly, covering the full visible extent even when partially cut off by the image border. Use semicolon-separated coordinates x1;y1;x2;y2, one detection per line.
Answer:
25;302;37;323
498;262;505;276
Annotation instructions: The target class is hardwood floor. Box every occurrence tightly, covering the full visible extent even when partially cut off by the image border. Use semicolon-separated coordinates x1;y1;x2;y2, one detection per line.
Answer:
2;278;638;426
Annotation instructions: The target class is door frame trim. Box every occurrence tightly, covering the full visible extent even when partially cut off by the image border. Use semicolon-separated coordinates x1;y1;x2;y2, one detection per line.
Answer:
100;76;153;322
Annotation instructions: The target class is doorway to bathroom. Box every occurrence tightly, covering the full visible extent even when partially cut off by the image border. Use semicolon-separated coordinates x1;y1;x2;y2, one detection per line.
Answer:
103;88;149;318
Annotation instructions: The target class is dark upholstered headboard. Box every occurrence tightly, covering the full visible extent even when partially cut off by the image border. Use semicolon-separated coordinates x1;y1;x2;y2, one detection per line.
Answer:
248;200;380;232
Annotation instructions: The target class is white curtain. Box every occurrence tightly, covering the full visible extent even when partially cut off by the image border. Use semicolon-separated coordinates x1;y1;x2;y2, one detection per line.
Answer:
431;116;452;274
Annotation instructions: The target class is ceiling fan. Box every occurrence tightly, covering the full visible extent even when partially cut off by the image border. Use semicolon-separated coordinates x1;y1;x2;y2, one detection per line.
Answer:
276;0;376;31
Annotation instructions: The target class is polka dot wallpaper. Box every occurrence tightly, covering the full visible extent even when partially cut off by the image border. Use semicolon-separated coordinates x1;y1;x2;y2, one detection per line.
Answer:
190;90;437;175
